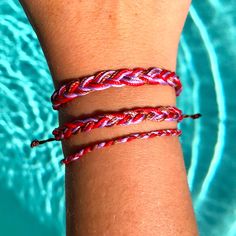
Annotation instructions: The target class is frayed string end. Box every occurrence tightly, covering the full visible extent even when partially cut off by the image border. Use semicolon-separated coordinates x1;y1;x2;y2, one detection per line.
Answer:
30;138;56;148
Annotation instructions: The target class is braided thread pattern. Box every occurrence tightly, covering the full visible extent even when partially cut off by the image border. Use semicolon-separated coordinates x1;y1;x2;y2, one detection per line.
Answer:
53;106;183;140
30;67;201;165
61;129;182;164
51;67;182;110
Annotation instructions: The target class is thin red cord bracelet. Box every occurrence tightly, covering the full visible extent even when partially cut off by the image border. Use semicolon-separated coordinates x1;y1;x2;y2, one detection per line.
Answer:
61;129;182;165
31;67;201;165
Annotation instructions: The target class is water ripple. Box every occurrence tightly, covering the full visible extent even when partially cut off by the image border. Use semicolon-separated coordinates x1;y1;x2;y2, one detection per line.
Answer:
0;1;64;235
189;5;227;207
179;35;201;192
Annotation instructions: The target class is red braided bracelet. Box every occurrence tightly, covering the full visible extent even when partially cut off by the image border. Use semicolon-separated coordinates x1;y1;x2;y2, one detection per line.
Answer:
31;106;200;146
31;67;201;165
51;67;182;110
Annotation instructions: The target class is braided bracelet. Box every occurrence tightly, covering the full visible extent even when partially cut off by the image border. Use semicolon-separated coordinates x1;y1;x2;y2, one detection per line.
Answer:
61;129;182;165
51;67;182;110
31;106;200;145
31;67;201;165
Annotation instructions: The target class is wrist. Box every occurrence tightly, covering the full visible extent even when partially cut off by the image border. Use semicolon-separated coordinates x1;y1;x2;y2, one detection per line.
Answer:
21;1;189;83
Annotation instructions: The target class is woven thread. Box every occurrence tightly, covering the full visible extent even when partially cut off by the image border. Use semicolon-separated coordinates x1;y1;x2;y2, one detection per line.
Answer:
53;106;184;140
51;67;182;110
31;67;201;165
61;129;182;164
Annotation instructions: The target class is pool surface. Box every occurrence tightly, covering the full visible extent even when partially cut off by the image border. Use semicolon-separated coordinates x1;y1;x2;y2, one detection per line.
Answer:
0;0;235;235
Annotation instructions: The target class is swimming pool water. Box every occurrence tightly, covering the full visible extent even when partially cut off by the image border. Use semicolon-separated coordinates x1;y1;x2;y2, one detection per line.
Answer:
0;0;236;235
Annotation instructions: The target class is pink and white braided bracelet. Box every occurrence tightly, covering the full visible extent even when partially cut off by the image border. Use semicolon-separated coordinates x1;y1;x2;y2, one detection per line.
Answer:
51;67;182;110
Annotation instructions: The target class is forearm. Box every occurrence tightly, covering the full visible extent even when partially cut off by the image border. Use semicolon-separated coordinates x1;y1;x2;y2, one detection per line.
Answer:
20;1;198;235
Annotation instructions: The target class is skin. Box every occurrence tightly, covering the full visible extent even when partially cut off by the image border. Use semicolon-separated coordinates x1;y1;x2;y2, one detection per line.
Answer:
20;1;199;235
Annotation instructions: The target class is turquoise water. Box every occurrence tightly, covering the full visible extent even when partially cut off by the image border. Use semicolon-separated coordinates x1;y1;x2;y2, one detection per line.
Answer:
0;0;235;235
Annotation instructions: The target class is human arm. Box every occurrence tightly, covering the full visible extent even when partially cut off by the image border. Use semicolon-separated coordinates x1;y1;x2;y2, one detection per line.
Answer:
19;1;199;235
